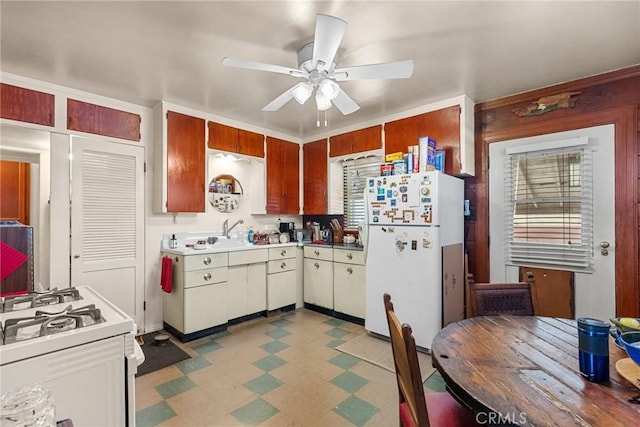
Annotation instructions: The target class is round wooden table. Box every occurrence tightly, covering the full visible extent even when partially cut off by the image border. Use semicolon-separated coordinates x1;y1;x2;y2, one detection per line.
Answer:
431;316;640;426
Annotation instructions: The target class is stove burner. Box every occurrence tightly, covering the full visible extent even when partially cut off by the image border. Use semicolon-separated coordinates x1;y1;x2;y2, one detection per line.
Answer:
1;288;82;313
2;304;103;344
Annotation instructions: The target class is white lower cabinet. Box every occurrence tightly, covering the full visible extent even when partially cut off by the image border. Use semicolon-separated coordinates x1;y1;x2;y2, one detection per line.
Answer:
227;249;268;319
163;252;228;336
267;247;297;310
303;246;334;309
333;248;366;319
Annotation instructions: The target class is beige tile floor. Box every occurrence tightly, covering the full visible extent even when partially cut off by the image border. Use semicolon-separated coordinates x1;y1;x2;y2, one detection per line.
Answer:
135;308;443;426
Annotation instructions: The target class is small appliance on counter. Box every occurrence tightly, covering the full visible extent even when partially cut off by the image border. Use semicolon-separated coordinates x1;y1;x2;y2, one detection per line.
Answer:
279;222;295;242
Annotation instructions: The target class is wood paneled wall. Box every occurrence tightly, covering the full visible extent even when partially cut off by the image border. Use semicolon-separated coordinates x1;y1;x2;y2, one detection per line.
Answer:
468;65;640;316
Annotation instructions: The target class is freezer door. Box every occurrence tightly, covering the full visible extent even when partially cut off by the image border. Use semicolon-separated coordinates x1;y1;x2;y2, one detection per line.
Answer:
365;225;442;349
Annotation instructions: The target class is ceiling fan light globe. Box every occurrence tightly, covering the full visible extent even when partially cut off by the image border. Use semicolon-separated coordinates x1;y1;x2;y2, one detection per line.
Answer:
292;83;313;104
315;92;332;111
319;79;340;100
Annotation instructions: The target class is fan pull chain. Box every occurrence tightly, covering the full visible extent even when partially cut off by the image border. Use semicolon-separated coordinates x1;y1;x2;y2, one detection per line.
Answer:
316;110;320;127
324;110;328;127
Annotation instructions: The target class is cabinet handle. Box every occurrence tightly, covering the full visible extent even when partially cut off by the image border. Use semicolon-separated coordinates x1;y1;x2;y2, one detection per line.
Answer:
347;253;353;260
314;262;319;269
204;272;212;281
347;267;353;275
314;250;320;256
281;249;287;256
280;262;287;269
203;256;212;265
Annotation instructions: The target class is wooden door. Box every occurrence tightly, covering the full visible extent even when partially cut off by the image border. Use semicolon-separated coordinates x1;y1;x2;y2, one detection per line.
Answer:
208;121;238;152
266;136;285;213
0;83;54;127
303;139;327;214
282;139;300;214
167;111;205;212
351;125;382;154
67;99;141;142
417;106;461;175
238;129;264;157
329;132;352;157
384;115;419;155
520;266;574;318
0;160;30;225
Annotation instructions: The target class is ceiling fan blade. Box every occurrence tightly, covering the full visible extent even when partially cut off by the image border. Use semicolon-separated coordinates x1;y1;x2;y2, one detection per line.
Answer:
332;89;360;115
312;14;348;70
222;57;304;77
334;60;414;81
262;82;307;111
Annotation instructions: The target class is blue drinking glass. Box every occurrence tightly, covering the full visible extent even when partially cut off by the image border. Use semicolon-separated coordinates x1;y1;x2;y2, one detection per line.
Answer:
577;317;610;382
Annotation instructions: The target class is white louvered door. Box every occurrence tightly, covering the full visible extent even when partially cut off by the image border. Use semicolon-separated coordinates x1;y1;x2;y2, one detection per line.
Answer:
71;137;144;329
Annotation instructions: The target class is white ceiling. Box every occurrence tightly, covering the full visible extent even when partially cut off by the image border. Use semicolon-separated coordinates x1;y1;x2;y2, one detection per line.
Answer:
1;1;639;141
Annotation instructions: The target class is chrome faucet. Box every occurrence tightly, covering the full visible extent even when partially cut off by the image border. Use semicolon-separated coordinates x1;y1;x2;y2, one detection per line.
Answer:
223;218;244;238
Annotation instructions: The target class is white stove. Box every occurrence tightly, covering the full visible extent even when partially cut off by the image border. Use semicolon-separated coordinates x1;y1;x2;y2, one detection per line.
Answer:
0;286;141;426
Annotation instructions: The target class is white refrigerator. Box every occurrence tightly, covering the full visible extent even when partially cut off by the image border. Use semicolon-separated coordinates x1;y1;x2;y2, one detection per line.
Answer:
364;172;465;350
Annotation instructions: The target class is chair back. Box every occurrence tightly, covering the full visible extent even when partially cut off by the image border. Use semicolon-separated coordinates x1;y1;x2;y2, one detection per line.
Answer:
384;293;429;426
467;272;538;317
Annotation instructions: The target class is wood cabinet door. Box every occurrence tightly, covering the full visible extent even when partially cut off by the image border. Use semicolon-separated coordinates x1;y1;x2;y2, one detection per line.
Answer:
329;132;352;157
266;137;299;214
384;115;419;155
67;99;141;141
208;121;238;152
166;111;205;212
238;129;264;157
266;137;285;214
0;160;30;225
303;139;327;214
417;105;461;175
351;125;382;154
0;83;54;127
282;140;300;214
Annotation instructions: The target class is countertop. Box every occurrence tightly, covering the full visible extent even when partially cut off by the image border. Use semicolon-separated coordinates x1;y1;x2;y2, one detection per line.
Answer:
162;241;364;256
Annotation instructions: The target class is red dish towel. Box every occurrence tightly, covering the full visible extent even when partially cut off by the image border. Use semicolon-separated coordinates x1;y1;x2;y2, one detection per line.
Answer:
160;256;173;293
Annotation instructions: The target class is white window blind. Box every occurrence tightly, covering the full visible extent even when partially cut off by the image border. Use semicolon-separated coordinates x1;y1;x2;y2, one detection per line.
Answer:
504;145;594;271
343;158;382;229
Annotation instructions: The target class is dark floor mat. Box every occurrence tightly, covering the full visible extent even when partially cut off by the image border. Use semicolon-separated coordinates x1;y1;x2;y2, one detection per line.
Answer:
136;332;191;377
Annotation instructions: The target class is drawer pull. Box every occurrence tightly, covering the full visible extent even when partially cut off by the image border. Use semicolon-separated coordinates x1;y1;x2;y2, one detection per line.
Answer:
314;249;320;256
281;249;287;256
203;256;212;265
347;253;353;260
280;262;287;269
314;262;319;269
347;267;353;274
204;272;212;281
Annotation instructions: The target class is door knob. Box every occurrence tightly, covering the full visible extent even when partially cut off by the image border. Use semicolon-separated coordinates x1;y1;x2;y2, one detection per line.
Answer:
600;241;610;256
74;254;80;259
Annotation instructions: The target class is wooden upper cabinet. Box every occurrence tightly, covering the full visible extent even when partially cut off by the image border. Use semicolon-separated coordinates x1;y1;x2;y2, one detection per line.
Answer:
266;137;299;214
166;111;206;212
1;83;54;127
303;139;328;214
384;115;419;155
208;121;264;157
384;105;463;175
417;105;461;175
67;99;141;141
329;125;382;157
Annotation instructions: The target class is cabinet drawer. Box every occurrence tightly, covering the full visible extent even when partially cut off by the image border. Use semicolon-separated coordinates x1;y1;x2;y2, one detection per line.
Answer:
182;252;228;271
228;249;268;266
184;266;228;288
303;246;333;261
333;248;365;265
268;246;295;260
267;257;297;273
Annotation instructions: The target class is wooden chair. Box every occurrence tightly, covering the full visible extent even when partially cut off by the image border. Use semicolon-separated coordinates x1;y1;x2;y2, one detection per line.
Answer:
383;293;478;427
467;271;539;317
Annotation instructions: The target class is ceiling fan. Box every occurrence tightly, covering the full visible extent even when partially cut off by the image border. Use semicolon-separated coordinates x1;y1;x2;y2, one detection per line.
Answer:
222;14;414;116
